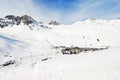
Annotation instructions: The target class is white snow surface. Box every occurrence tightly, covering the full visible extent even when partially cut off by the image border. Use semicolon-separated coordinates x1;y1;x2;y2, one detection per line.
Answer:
0;19;120;80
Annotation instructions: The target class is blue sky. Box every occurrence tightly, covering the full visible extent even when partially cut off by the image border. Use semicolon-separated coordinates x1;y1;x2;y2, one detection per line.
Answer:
34;0;81;12
0;0;120;24
33;0;120;23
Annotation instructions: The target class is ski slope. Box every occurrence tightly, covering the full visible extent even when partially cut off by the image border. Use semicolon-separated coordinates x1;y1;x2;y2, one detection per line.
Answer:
0;19;120;80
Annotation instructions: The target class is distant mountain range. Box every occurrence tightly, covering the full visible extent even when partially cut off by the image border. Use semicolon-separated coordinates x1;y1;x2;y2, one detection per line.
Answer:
0;15;60;28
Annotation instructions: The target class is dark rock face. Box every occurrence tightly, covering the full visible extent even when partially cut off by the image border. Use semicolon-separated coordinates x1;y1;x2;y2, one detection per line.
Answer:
41;57;52;61
4;15;21;26
61;46;109;54
5;15;36;25
61;47;80;54
13;16;21;25
0;15;15;28
5;15;21;25
21;15;36;25
1;14;50;29
0;60;15;67
0;22;8;28
5;15;15;20
49;20;60;25
0;15;37;28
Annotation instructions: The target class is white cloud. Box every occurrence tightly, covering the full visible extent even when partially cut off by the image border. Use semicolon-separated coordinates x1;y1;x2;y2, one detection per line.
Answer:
0;0;37;17
0;0;120;24
0;0;60;23
63;0;120;24
0;0;51;23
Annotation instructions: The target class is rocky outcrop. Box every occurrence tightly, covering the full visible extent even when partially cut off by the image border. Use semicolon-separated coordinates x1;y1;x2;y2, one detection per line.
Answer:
48;20;60;25
5;15;37;25
5;15;21;25
0;15;37;28
61;46;109;54
5;15;15;20
0;22;8;28
0;60;15;67
21;15;36;25
0;15;53;30
52;46;109;55
0;19;14;28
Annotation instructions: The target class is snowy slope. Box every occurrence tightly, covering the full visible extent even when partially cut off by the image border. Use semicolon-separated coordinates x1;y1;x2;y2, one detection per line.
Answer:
0;19;120;80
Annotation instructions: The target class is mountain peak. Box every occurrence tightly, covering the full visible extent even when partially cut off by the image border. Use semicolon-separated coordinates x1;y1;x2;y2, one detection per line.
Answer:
48;20;60;25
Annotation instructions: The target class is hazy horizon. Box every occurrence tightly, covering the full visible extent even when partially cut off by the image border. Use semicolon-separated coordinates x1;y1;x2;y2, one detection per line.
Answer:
0;0;120;24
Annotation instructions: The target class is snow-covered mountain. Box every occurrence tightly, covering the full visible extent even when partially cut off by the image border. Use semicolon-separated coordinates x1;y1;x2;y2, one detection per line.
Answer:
0;16;120;80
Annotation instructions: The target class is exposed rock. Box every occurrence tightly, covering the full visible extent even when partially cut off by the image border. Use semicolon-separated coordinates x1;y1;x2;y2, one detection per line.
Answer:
48;20;60;25
41;57;52;61
61;47;80;54
0;21;9;28
0;15;20;27
5;15;15;20
5;15;37;25
1;14;52;29
61;46;109;54
97;39;100;42
13;16;21;25
21;15;36;25
0;60;15;67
